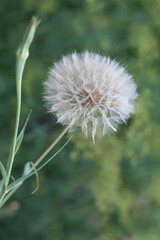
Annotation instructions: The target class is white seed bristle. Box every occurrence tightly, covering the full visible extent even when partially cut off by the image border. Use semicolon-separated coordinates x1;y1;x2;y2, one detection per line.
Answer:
44;51;137;141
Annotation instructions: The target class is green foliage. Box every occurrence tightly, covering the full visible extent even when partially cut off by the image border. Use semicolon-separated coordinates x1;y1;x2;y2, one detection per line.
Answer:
15;110;32;155
0;0;160;239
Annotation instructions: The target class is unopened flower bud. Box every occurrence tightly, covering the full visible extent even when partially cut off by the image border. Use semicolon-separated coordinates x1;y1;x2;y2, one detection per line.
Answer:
16;16;40;60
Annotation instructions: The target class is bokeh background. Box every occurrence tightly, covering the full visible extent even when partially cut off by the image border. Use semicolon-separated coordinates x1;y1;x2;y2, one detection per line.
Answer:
0;0;160;239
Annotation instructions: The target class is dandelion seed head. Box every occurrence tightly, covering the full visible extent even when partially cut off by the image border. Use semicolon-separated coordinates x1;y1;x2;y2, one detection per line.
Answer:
44;51;137;141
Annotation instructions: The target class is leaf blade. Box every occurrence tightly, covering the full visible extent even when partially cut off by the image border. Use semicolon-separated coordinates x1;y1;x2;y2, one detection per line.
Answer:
0;162;7;182
6;139;70;193
23;161;39;194
15;110;32;155
0;180;5;196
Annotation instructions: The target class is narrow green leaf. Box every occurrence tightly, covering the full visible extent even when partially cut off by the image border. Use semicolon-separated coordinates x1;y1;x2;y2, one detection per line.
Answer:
6;139;70;193
23;162;32;176
0;162;7;182
6;180;23;193
15;110;32;155
29;162;39;195
23;161;39;194
0;180;4;196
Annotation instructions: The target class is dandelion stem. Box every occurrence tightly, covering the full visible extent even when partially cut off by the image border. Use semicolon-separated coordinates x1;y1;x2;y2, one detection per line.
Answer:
32;125;70;170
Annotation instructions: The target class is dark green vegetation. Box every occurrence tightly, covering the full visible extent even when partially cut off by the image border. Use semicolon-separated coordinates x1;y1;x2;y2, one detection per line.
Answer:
0;0;160;239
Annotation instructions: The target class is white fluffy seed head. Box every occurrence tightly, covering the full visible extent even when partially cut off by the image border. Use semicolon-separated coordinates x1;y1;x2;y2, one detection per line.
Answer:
44;51;137;142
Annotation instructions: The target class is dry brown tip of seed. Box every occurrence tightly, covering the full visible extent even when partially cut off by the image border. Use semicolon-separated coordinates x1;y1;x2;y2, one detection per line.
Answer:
77;89;102;106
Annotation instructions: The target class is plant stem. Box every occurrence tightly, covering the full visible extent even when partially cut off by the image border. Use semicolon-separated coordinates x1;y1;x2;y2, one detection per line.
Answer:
5;17;40;187
6;59;25;186
0;184;22;208
32;125;70;170
0;126;69;208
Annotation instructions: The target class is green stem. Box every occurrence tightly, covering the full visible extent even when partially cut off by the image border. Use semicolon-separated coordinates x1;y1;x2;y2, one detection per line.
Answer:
0;126;69;208
0;184;22;208
0;17;40;206
5;16;40;188
6;59;25;186
32;125;70;170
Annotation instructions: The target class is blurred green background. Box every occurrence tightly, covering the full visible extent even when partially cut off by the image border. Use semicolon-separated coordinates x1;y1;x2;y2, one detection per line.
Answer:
0;0;160;239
